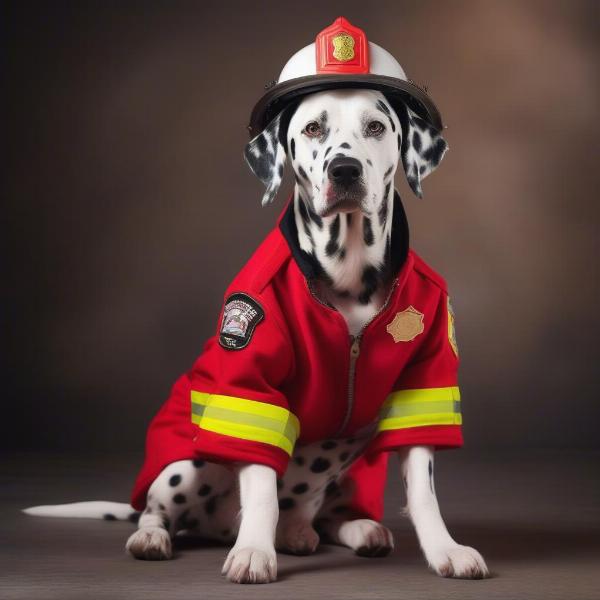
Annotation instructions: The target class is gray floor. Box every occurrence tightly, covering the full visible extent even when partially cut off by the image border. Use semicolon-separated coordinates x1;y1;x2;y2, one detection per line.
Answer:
2;450;599;600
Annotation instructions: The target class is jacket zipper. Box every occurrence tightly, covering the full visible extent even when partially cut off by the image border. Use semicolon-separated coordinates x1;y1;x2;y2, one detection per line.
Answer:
306;277;399;437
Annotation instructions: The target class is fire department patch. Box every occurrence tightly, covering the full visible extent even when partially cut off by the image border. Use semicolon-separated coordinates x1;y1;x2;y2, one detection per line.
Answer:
219;293;264;350
447;297;459;357
386;306;425;343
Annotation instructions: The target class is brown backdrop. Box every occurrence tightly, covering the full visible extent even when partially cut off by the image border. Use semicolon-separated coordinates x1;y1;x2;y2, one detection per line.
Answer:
4;0;599;453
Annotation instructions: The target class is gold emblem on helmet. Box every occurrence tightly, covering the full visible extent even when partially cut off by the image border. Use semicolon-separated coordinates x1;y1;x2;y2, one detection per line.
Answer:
386;306;425;343
332;33;355;62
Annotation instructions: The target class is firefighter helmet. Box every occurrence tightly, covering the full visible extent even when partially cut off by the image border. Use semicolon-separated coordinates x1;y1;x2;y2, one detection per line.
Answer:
248;17;444;138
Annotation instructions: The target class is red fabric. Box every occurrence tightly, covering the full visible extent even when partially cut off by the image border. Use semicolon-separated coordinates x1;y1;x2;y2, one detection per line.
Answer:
131;220;462;516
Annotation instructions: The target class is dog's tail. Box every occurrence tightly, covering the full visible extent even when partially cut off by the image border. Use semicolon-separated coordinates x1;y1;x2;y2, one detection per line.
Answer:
22;501;141;522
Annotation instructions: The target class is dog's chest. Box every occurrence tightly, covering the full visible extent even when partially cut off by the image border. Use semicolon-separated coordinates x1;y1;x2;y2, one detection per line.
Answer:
312;283;386;336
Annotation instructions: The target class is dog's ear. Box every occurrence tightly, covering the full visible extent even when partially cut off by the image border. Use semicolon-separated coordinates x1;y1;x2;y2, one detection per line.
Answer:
398;104;448;198
244;107;293;206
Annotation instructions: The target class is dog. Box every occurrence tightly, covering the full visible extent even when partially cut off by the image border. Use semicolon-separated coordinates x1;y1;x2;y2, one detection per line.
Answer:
24;88;489;584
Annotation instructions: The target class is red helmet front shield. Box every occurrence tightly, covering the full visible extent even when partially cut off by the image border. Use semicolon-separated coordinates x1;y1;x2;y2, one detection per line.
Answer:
316;17;370;74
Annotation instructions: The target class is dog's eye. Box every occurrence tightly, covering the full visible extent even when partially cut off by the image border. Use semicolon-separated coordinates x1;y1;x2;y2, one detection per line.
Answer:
303;121;322;138
366;120;385;136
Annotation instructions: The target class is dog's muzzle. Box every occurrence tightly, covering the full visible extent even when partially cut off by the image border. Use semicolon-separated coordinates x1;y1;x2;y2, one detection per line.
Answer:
323;157;365;216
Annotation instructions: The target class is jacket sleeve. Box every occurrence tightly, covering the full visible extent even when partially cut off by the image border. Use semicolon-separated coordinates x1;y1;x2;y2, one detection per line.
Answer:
189;293;297;477
369;288;463;454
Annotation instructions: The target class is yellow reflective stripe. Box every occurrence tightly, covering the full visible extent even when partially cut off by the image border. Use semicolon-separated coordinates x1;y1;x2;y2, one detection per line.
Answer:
378;386;462;431
190;391;300;456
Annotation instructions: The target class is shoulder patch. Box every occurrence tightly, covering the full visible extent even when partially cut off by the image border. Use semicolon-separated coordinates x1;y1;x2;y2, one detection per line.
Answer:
219;293;264;350
447;297;459;357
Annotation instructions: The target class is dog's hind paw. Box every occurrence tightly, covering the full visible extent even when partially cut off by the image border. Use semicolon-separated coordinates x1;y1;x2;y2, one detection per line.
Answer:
428;544;489;579
276;521;320;555
125;526;172;560
337;519;394;557
222;546;277;584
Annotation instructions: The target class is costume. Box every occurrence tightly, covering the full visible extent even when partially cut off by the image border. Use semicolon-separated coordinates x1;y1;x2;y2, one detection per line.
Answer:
131;17;460;522
131;197;462;518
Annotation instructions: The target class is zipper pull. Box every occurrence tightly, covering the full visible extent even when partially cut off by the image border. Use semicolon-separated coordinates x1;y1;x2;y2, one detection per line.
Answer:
350;336;361;358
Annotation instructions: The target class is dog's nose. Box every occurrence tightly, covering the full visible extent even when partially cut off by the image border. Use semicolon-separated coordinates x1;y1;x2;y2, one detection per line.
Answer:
328;157;363;186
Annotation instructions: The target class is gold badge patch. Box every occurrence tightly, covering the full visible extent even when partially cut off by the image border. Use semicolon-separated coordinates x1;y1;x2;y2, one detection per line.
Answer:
386;306;425;343
332;33;355;61
447;297;459;357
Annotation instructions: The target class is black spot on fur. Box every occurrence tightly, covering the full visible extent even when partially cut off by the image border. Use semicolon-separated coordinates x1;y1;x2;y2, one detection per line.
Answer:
366;158;373;167
412;130;422;153
363;217;374;246
323;158;329;171
310;457;331;473
307;205;323;229
424;137;446;166
177;509;198;531
397;133;401;150
278;163;284;178
358;266;379;305
428;460;434;493
384;165;394;179
419;164;426;174
338;248;346;260
340;142;351;149
163;516;171;530
403;476;408;490
298;165;309;181
312;150;318;159
193;459;205;468
103;513;116;521
279;497;295;510
325;481;339;497
325;146;332;158
198;484;211;497
376;100;391;115
388;116;396;132
205;496;218;515
169;474;182;487
146;507;153;514
378;195;389;228
256;133;267;155
290;138;296;160
292;482;309;494
339;451;350;462
322;440;338;450
173;493;186;504
325;215;340;257
294;456;305;466
158;503;166;510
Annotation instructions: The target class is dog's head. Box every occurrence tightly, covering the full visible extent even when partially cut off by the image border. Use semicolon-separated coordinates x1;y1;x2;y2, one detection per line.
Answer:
245;89;448;216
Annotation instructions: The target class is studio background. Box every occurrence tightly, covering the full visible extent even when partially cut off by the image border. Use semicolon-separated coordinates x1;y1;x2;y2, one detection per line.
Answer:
5;0;598;454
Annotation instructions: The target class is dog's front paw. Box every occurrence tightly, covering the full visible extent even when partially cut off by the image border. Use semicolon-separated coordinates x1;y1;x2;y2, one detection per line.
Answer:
222;546;277;584
338;519;394;557
277;521;320;555
427;544;489;579
125;527;172;560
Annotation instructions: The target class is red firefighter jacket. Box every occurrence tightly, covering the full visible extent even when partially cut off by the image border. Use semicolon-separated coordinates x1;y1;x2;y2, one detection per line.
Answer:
131;196;463;520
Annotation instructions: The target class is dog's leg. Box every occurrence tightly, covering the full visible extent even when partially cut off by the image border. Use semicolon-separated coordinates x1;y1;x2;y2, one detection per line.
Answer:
125;459;204;560
222;464;278;584
400;445;489;578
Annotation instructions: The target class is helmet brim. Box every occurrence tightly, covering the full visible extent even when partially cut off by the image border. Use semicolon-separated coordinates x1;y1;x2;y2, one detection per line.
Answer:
247;74;444;138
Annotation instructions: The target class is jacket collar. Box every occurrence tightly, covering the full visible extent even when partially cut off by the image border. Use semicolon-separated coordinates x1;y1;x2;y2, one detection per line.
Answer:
279;191;410;282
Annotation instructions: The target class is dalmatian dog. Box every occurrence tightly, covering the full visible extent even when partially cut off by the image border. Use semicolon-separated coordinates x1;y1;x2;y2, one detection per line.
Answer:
24;89;489;583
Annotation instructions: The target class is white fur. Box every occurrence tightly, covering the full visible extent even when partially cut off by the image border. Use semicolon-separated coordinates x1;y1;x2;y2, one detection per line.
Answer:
400;446;489;578
222;464;278;583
